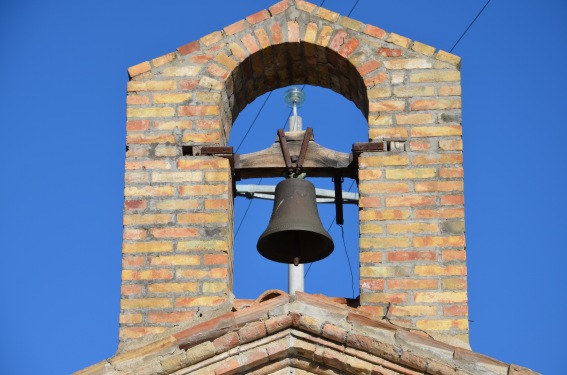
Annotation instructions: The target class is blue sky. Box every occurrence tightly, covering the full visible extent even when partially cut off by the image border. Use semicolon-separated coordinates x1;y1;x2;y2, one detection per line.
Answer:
0;1;565;374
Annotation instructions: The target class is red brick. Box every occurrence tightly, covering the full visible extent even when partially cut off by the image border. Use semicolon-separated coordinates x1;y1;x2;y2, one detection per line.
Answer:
364;72;387;86
177;40;200;56
247;10;270;24
242;34;260;54
270;23;284;45
441;195;464;206
127;95;150;105
269;0;289;15
204;254;228;265
363;24;387;39
378;48;402;57
357;60;381;77
178;105;219;116
224;20;246;36
444;305;468;317
179;79;199;90
415;181;463;192
125;200;146;211
415;208;464;219
387;251;436;262
288;21;300;43
339;37;359;58
360;279;385;291
150;228;199;238
239;321;267;344
213;332;240;353
329;30;348;52
126;120;150;131
387;279;438;290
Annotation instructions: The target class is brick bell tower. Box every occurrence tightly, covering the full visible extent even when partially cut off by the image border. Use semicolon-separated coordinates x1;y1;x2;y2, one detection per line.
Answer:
120;0;467;350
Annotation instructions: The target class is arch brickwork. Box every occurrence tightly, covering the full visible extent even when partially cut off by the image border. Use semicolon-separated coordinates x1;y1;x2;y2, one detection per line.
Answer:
122;0;466;348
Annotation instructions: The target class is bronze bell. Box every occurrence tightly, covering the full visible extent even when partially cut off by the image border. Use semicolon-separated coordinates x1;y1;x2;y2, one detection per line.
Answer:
257;178;334;264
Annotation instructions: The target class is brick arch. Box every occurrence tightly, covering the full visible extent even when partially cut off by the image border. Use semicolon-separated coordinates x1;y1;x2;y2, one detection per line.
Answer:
220;41;368;136
122;0;466;348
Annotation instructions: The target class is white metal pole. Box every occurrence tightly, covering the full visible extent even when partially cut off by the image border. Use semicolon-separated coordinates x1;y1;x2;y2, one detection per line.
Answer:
288;263;304;294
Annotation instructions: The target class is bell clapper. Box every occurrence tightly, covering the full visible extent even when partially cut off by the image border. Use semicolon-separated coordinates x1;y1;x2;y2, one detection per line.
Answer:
293;257;300;266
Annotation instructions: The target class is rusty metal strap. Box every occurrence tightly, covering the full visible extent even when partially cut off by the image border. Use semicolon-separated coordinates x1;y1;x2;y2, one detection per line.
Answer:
296;127;313;173
277;128;293;174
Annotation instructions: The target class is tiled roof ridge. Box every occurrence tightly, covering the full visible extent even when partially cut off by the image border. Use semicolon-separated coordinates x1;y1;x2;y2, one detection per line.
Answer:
127;0;461;79
75;290;540;375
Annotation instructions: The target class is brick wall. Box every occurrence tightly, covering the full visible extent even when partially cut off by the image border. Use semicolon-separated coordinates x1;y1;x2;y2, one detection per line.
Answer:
121;0;466;346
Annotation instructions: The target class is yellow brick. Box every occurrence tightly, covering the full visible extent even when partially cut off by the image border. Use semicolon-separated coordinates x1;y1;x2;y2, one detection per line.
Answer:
202;282;228;293
177;212;228;224
393;86;435;97
359;154;409;167
122;241;173;253
411;41;436;56
205;171;229;182
154;120;192;131
153;93;192;104
151;171;203;183
151;52;176;68
387;33;411;48
369;100;406;112
155;145;179;157
396;113;434;125
414;292;467;303
358;170;382;180
359;224;385;235
416;319;468;331
360;237;410;249
182;132;220;144
386;168;436;179
128;61;151;77
442;278;467;290
338;16;364;31
438;86;462;96
177;240;229;252
411;99;461;111
315;8;340;22
196;91;221;103
368;127;408;139
413;236;465;248
304;22;318;43
123;214;172;226
316;25;333;47
149;255;201;266
148;282;198;293
412;154;463;165
359;209;411;221
436;50;461;66
391;305;437;317
410;70;460;83
153;199;200;211
439;140;463;150
162;65;202;77
127;107;175;118
359;182;410;194
414;181;463;192
367;114;392;126
387;223;438;234
124;186;175;197
360;266;396;278
414;265;466;276
121;298;172;310
368;87;392;99
384;59;433;70
120;313;143;324
127;80;176;92
178;185;228;196
199;76;223;91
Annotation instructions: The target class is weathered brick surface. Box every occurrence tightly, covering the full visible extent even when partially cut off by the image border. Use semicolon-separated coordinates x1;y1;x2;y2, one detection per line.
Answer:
119;0;466;347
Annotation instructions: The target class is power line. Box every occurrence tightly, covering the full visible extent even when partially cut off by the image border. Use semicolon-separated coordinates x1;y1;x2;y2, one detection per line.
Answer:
450;0;492;53
234;92;272;153
347;0;360;17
